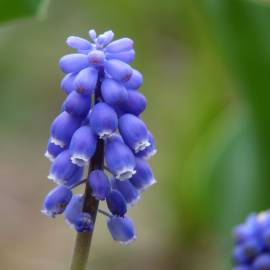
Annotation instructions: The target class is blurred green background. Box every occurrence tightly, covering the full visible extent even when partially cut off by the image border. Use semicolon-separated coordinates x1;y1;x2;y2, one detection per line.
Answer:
1;0;270;269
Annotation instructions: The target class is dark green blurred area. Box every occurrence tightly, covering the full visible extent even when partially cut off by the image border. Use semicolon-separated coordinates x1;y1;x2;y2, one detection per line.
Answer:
0;0;270;269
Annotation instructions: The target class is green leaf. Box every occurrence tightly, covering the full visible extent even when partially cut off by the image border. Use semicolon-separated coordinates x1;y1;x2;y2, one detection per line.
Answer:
0;0;50;24
198;0;270;208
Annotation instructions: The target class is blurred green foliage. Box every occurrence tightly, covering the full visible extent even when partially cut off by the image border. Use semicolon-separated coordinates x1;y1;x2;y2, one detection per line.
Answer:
0;0;49;23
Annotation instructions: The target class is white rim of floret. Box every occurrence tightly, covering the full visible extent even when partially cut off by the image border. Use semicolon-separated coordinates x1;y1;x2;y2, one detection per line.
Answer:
127;194;141;208
71;154;89;167
142;148;158;160
47;173;66;185
50;137;65;148
119;235;137;246
41;208;55;218
44;151;55;162
98;130;113;139
65;218;76;229
116;168;136;180
134;140;151;153
139;178;157;192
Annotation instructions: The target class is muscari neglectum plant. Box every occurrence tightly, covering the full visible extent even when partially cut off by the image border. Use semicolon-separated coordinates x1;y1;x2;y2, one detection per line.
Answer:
232;211;270;270
41;29;157;270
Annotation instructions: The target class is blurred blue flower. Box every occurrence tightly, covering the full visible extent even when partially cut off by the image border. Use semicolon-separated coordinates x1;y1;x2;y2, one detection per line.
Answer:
232;211;270;269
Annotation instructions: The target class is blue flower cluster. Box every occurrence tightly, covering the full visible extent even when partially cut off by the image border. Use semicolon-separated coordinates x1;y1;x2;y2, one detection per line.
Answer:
232;211;270;270
42;29;157;245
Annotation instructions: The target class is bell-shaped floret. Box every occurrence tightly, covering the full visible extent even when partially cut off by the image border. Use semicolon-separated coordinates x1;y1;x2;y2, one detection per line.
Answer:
105;136;136;180
89;102;118;139
135;132;157;160
124;69;143;89
119;114;150;153
88;170;111;200
88;50;105;66
64;194;83;228
62;91;91;118
105;38;133;53
41;185;72;217
107;216;136;245
74;212;93;232
50;112;81;147
66;36;93;50
106;49;135;64
69;126;97;167
60;73;76;94
112;178;140;207
74;67;98;95
119;90;147;116
130;158;156;191
106;190;127;216
48;150;81;185
59;54;89;73
45;138;67;162
96;30;114;47
101;78;128;106
105;59;133;82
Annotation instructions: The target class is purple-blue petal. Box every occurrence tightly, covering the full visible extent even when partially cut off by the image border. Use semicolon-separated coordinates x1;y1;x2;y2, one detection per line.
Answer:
119;114;149;153
89;102;118;139
112;178;140;206
59;54;89;73
62;91;91;118
105;137;136;180
106;190;127;216
48;150;81;185
74;67;98;95
60;73;76;94
66;36;93;50
106;49;135;64
69;126;97;167
124;69;143;89
105;38;133;53
129;158;156;191
119;90;147;116
101;78;128;106
88;170;111;200
105;59;133;82
50;112;82;147
42;185;72;217
107;216;136;245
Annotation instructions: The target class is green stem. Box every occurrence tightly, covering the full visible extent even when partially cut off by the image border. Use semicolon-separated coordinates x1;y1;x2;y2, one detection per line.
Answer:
69;138;104;270
70;71;104;270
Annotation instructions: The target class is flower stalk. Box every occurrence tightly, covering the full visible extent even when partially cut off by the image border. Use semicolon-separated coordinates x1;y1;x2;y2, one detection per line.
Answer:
70;82;104;270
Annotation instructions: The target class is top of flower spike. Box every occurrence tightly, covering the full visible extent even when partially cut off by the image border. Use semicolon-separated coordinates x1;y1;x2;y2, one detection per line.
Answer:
59;30;137;88
62;30;135;67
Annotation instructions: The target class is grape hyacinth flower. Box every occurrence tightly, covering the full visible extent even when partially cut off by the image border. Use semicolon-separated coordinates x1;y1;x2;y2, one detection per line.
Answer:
232;211;270;270
42;29;157;270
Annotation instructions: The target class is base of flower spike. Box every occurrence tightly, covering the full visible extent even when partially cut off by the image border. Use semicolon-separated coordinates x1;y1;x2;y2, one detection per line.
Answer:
120;235;137;245
71;153;89;167
140;178;157;192
44;151;55;162
116;167;136;180
50;137;65;148
134;140;151;153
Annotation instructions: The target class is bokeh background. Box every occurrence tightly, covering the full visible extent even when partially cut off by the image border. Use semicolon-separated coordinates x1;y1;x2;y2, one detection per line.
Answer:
1;0;270;269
